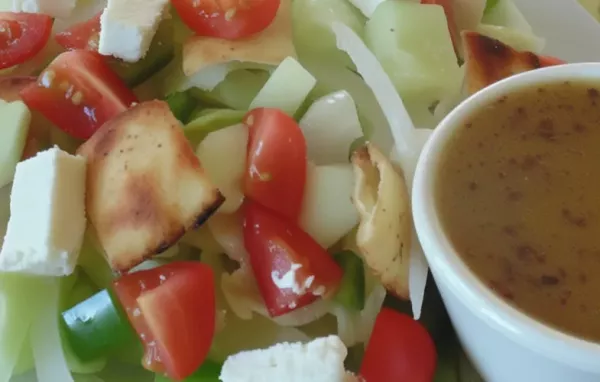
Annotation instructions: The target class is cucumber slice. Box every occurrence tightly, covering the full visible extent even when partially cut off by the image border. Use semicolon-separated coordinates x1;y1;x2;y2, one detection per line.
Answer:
333;250;366;311
165;91;197;123
293;0;366;68
482;0;533;32
0;100;31;189
249;57;316;117
108;19;175;87
365;1;462;109
190;70;271;110
183;109;245;147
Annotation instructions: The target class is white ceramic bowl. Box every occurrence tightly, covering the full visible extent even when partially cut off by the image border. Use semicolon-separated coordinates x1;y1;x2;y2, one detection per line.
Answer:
413;63;600;382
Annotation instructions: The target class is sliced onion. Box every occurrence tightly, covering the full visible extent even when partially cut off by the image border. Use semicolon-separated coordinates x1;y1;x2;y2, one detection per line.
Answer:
31;278;73;382
332;22;431;319
299;91;363;165
330;282;386;347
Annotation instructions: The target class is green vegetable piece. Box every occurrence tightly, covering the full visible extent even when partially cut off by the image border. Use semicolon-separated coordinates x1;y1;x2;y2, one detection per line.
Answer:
189;69;270;110
333;250;366;311
61;289;137;362
108;20;175;87
484;0;500;14
166;91;197;123
183;109;245;146
78;231;115;290
155;359;222;381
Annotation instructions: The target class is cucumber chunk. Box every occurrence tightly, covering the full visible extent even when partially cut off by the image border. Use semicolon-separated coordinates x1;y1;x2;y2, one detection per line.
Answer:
190;70;271;110
333;250;366;311
0;100;31;189
293;0;366;68
183;109;246;147
109;20;175;87
250;57;317;117
365;1;462;111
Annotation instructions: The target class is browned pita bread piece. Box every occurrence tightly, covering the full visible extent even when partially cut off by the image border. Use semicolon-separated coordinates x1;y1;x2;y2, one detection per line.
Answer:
77;101;224;271
462;31;565;95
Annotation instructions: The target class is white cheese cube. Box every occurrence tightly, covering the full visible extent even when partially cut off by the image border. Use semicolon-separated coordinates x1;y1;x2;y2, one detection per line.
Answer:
98;0;169;62
0;147;87;276
12;0;76;19
220;336;349;382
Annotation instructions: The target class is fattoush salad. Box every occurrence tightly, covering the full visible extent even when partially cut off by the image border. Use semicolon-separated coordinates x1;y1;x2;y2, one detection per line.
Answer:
0;0;575;381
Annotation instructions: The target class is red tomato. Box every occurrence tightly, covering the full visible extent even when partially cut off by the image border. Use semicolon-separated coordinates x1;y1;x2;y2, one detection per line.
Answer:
360;308;437;382
244;108;307;220
113;262;216;381
171;0;280;40
0;12;53;70
19;50;137;140
243;200;343;317
421;0;458;54
55;12;102;51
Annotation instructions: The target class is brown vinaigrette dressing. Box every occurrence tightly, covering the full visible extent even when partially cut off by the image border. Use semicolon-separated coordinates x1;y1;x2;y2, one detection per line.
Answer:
436;80;600;343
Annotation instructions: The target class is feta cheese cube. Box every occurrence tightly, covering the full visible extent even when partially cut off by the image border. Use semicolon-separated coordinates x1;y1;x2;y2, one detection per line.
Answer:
12;0;76;19
98;0;169;62
0;147;87;276
220;336;349;382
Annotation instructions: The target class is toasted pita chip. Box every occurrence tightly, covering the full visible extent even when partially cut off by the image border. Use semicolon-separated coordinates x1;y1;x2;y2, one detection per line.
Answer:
77;101;224;271
351;143;412;300
463;31;565;95
182;0;295;76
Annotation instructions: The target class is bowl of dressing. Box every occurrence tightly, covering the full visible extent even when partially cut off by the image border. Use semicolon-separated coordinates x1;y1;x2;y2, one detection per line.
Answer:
413;62;600;382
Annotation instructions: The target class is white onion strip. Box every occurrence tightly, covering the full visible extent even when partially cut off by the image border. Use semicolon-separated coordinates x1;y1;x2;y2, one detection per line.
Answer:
332;22;431;319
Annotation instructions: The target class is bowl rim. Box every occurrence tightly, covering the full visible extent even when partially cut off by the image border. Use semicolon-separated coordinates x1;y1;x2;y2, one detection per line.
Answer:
412;62;600;372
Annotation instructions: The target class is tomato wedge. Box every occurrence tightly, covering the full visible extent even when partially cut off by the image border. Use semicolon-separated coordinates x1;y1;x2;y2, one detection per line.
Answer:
0;12;53;70
171;0;280;40
243;200;343;317
421;0;458;55
20;50;137;140
113;262;216;381
244;108;307;221
360;308;437;382
55;12;101;51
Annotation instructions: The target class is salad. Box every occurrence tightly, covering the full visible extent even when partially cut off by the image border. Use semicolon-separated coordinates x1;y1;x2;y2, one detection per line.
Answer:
0;0;591;381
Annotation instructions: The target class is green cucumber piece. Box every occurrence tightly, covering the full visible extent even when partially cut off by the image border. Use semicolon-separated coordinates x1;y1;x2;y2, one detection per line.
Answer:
333;250;366;311
166;91;197;123
61;289;137;361
0;100;31;189
249;57;316;117
190;70;270;110
155;359;222;381
183;109;245;147
365;1;461;108
109;20;175;87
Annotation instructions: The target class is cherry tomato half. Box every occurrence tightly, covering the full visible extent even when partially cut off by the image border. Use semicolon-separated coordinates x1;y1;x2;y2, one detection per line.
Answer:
244;107;307;221
20;50;137;140
243;200;343;317
360;308;437;382
113;262;216;381
171;0;280;40
0;12;53;70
